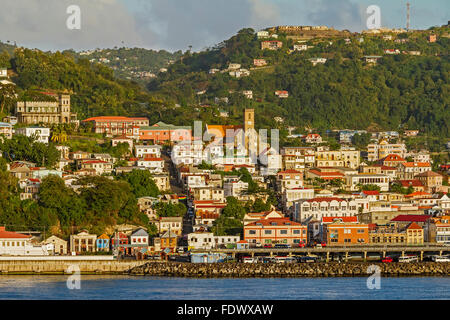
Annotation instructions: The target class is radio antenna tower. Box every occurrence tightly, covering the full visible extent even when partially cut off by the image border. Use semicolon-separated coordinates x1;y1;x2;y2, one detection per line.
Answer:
406;2;410;31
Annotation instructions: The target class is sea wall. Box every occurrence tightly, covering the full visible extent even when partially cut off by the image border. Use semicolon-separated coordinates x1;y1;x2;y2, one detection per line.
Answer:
129;262;450;278
0;259;148;275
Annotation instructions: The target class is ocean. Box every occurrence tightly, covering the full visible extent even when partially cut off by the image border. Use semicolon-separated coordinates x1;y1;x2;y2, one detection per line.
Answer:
0;275;449;300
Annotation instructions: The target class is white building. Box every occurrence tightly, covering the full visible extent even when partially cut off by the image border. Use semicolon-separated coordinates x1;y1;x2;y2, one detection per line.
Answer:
257;30;269;39
188;232;240;249
293;197;359;223
135;145;161;158
345;173;390;191
224;180;249;198
309;58;327;66
0;226;51;255
0;122;13;140
15;126;50;144
136;157;164;173
282;187;315;211
172;142;205;166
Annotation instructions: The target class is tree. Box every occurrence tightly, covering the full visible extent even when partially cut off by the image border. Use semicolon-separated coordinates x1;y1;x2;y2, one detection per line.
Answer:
352;132;372;149
118;169;160;198
222;196;247;219
211;215;243;236
155;202;187;218
0;83;16;114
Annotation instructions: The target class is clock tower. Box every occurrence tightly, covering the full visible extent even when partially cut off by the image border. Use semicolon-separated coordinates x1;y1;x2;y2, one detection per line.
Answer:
244;108;254;131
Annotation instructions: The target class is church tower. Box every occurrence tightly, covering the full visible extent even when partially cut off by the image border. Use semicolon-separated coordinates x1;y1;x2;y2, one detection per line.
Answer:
244;108;254;132
243;108;257;158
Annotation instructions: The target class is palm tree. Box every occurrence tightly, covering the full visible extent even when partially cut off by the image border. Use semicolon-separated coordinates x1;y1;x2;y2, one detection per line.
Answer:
51;125;68;143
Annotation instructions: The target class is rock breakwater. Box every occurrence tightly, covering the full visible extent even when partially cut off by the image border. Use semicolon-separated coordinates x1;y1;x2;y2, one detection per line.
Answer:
128;262;450;278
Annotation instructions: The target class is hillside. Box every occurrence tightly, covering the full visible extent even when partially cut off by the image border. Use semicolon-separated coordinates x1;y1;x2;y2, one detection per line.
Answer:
70;47;183;85
0;46;174;121
0;25;449;146
147;26;450;141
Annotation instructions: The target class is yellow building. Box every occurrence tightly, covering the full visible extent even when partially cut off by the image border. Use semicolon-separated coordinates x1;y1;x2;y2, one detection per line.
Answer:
315;149;360;169
406;222;424;245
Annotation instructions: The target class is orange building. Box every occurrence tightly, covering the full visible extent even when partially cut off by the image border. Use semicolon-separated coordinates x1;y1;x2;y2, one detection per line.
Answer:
138;121;191;144
82;116;148;136
244;218;307;246
323;220;369;246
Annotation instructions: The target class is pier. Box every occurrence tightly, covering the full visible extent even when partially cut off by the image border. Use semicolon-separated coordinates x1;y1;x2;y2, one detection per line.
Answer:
190;245;450;262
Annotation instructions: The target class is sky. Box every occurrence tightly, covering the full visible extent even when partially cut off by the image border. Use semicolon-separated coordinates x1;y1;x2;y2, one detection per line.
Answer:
0;0;448;52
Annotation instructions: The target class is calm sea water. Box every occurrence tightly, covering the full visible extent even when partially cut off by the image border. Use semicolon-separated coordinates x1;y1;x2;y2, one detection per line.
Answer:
0;276;448;300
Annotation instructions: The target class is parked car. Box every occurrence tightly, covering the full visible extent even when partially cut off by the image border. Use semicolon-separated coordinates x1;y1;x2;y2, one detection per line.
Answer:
297;256;317;263
381;256;393;263
263;244;272;248
274;244;291;249
432;255;450;262
243;257;257;263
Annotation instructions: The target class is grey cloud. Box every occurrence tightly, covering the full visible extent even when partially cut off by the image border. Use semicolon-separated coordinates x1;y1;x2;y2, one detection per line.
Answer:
135;0;280;51
0;0;147;51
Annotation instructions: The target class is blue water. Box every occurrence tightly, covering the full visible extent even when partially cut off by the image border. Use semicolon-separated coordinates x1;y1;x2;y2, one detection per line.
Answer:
0;276;448;299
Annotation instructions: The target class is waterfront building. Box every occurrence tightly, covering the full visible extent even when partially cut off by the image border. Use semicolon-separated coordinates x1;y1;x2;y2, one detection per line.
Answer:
42;235;67;255
96;234;110;252
322;219;369;246
244;217;307;246
156;217;183;237
70;231;97;253
188;232;239;250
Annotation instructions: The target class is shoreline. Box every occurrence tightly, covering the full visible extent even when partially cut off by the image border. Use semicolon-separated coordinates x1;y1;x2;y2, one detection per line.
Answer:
0;260;449;277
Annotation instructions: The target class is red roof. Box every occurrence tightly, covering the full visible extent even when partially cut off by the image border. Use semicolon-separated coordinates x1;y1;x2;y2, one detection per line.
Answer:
407;222;423;230
391;215;431;223
140;157;163;161
382;154;406;162
362;190;380;196
246;218;303;227
278;170;301;175
405;191;432;197
308;170;344;177
0;227;32;239
306;197;344;203
82;160;108;164
398;180;424;187
402;162;431;168
82;116;148;122
322;216;358;223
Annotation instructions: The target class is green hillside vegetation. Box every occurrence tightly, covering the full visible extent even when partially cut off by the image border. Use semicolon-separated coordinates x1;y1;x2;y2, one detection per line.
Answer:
0;162;159;237
69;47;183;84
148;27;450;143
0;25;448;148
0;46;174;121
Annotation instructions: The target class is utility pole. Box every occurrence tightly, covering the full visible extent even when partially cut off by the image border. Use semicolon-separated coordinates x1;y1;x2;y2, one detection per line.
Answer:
406;2;410;31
